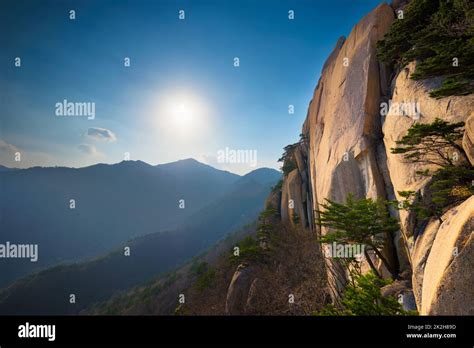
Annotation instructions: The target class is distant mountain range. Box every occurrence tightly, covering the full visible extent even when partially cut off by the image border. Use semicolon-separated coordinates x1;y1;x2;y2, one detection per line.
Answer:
0;165;16;173
0;159;281;314
0;158;239;286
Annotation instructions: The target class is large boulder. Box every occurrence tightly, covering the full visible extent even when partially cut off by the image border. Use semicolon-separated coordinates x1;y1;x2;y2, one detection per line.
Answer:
245;278;264;313
412;197;474;314
225;264;255;315
381;279;417;311
463;114;474;166
419;197;474;315
411;218;440;309
302;3;395;299
280;169;307;228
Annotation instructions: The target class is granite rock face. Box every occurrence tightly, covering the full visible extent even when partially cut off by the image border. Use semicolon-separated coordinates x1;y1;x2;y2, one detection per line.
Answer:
419;197;474;315
302;3;395;300
463;114;474;166
225;264;255;315
281;169;306;228
271;2;473;314
382;62;474;254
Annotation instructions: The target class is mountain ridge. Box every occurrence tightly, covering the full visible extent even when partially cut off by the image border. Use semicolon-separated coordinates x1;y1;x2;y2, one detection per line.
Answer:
0;157;279;288
0;158;278;177
0;162;281;314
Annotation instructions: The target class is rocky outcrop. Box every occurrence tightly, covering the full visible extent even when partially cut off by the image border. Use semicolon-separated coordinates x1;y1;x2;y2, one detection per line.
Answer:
463;114;474;166
279;140;313;230
411;218;440;309
417;197;474;315
245;278;263;313
225;264;255;315
381;279;416;311
383;62;473;197
281;169;306;228
380;59;474;315
302;3;395;300
382;62;474;256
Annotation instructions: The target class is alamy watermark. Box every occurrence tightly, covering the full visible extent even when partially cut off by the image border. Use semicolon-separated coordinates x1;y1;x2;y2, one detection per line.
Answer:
55;99;95;120
18;322;55;341
217;147;257;167
380;100;420;120
0;241;38;262
324;242;365;261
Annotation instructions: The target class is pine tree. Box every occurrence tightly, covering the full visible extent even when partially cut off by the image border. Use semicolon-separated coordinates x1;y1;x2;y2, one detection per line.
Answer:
377;0;474;98
316;272;417;316
391;119;473;218
316;194;400;279
391;118;468;167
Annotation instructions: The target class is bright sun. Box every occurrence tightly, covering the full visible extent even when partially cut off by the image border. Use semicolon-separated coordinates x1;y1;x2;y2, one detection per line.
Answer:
172;102;194;126
157;91;208;135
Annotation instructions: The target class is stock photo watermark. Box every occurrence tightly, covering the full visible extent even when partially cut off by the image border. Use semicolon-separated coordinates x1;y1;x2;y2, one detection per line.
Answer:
55;99;95;120
0;242;38;262
217;147;258;167
324;242;365;261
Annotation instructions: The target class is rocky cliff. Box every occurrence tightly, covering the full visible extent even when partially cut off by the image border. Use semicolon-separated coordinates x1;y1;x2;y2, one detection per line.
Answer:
271;1;473;314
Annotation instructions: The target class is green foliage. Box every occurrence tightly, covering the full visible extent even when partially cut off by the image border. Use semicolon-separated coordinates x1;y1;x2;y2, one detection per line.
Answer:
391;118;467;167
271;179;283;193
377;0;474;98
190;261;209;277
428;165;474;215
280;156;297;177
391;119;473;218
278;142;299;176
377;0;438;66
316;272;417;316
429;76;473;98
229;236;261;265
195;267;216;292
229;208;277;265
394;190;431;220
190;261;217;292
257;208;276;239
316;194;399;278
292;212;300;225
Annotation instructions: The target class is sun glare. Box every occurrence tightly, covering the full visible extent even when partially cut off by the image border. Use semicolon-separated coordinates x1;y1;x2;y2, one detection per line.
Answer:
156;91;209;136
171;101;194;126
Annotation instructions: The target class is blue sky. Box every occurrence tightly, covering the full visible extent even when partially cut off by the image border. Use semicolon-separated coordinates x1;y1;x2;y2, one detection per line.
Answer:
1;0;385;174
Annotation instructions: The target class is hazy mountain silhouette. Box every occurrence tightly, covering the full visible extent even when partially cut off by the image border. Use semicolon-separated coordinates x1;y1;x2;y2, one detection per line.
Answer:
0;159;247;287
0;166;280;314
0;165;15;173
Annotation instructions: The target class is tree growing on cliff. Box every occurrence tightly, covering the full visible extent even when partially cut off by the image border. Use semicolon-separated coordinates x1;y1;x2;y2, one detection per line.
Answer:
315;272;416;316
278;143;298;176
278;133;308;176
377;0;474;98
316;194;400;279
391;118;468;167
391;118;473;218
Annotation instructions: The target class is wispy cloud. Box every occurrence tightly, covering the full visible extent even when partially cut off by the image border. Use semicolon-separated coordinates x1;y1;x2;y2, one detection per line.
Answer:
0;139;19;158
0;139;57;168
77;143;97;155
86;127;117;142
